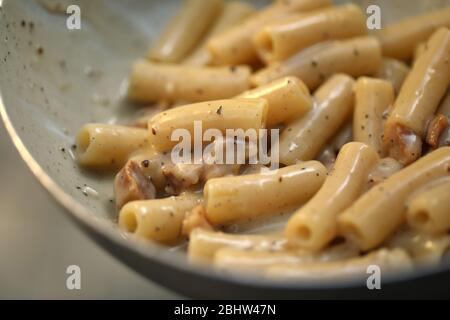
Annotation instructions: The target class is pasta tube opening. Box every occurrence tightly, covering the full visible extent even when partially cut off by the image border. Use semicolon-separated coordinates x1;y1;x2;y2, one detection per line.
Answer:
76;127;91;155
120;206;138;233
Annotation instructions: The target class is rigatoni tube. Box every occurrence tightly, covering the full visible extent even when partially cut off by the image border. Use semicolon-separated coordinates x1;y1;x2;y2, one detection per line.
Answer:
285;142;379;251
128;60;251;103
266;248;413;279
119;193;202;245
214;242;359;272
188;228;286;262
407;179;450;235
148;0;223;63
204;161;327;226
275;74;354;165
251;36;382;90
75;124;148;170
148;99;268;152
253;4;367;63
353;77;395;156
236;76;312;127
183;1;255;66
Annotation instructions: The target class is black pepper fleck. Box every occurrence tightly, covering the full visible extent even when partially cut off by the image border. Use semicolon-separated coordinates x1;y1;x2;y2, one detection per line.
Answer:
141;160;150;168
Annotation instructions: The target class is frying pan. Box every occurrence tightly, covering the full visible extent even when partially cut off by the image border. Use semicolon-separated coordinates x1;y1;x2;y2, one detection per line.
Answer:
1;0;450;298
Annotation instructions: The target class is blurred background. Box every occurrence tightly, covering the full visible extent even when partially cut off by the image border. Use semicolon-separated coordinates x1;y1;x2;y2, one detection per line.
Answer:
0;122;179;299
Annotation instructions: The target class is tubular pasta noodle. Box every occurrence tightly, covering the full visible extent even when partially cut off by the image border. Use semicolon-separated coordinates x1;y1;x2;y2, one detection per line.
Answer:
119;193;202;245
407;179;450;234
75;124;148;170
251;36;382;90
353;77;395;157
265;248;413;279
253;4;367;63
183;1;256;66
285;142;379;251
128;60;251;103
188;228;287;262
147;98;268;152
438;90;450;119
148;0;223;63
413;42;427;64
204;161;327;226
213;241;359;272
236;76;312;127
275;74;355;165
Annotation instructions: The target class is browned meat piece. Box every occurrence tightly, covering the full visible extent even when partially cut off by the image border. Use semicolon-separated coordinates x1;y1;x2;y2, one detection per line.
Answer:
114;160;156;208
383;125;422;165
426;114;448;148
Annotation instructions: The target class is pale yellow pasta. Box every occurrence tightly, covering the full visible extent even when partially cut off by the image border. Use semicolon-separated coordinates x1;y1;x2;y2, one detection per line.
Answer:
207;0;331;66
413;42;427;64
275;74;354;165
148;0;223;63
251;36;382;90
375;6;450;61
338;147;450;251
119;193;202;245
128;60;251;103
387;228;450;266
438;89;450;118
285;142;379;251
353;77;395;156
204;161;327;226
375;58;410;94
75;124;148;170
384;28;450;165
183;1;255;66
253;4;366;63
266;248;413;279
236;76;312;127
188;228;287;262
407;179;450;234
214;242;359;272
148;99;268;152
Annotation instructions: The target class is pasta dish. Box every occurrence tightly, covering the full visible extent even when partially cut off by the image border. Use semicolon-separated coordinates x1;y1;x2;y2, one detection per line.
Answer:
74;0;450;280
